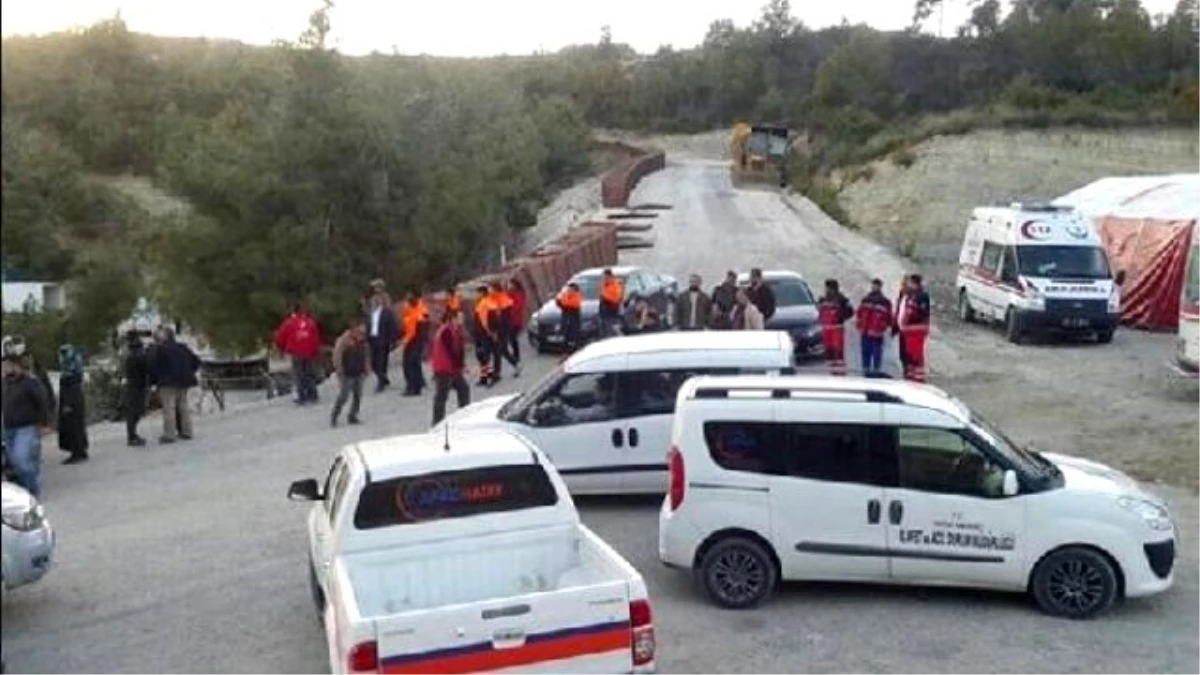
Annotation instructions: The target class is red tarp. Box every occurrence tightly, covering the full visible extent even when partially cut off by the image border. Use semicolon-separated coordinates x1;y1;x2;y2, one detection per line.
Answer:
1096;217;1196;331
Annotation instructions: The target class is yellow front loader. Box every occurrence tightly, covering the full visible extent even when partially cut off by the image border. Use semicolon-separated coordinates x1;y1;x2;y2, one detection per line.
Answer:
730;122;790;188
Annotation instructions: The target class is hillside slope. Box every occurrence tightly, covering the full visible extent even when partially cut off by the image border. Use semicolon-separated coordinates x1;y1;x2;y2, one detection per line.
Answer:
838;127;1200;307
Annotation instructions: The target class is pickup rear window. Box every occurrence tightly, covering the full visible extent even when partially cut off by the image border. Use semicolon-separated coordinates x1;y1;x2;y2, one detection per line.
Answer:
353;463;559;529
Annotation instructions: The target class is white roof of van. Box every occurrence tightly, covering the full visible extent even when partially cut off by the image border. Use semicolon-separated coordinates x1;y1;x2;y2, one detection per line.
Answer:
352;429;538;480
566;331;792;372
680;374;972;423
1053;174;1200;221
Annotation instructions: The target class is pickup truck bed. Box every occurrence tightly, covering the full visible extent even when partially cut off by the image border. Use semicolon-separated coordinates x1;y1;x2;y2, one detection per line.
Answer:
349;523;607;616
332;524;646;674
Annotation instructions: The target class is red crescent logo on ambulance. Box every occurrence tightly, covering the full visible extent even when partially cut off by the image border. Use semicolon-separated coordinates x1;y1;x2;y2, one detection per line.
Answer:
1019;220;1050;240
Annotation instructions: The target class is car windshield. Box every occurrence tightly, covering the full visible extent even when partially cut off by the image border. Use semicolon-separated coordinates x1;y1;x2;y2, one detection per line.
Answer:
565;274;628;301
498;363;566;422
1016;245;1111;280
969;412;1044;474
769;279;816;307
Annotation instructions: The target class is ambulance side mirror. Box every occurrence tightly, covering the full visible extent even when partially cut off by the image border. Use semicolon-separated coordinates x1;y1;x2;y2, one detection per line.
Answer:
1002;470;1019;497
1114;270;1127;286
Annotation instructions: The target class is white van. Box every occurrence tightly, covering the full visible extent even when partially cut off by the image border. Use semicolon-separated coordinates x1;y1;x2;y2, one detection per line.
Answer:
955;203;1125;343
659;375;1176;619
432;331;795;494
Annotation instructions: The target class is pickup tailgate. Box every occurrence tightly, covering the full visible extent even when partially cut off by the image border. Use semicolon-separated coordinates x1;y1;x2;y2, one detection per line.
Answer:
375;579;633;674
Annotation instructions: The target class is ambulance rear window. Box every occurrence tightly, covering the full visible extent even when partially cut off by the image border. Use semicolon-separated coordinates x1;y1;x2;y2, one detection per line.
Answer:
353;463;559;529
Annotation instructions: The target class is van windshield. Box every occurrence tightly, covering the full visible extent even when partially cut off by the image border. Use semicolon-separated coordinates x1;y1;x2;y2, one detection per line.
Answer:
1016;245;1111;280
498;364;566;422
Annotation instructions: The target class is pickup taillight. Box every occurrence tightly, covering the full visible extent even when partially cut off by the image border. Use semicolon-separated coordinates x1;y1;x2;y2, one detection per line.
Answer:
667;446;685;511
630;599;655;667
348;640;379;674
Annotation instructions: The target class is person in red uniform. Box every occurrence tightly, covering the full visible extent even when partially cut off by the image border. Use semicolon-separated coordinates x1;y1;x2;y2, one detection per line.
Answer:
273;303;322;405
507;278;528;366
430;306;470;425
856;278;893;376
895;274;932;382
817;279;854;375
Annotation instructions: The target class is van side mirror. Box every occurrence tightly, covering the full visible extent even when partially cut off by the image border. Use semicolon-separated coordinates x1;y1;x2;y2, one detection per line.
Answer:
1114;270;1127;285
288;478;323;501
1002;470;1019;497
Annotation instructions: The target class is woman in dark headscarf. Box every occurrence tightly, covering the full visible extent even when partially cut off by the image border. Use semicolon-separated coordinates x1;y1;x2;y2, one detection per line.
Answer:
57;344;89;465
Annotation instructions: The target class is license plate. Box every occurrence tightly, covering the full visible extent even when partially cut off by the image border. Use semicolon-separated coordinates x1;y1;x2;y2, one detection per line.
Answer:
544;335;564;343
1063;318;1089;328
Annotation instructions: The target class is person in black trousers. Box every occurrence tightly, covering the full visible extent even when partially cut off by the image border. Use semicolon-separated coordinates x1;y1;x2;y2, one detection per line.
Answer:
364;292;398;393
122;331;149;446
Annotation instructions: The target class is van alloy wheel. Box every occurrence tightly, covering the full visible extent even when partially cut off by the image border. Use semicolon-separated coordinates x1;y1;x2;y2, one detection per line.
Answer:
700;538;777;609
1031;547;1118;619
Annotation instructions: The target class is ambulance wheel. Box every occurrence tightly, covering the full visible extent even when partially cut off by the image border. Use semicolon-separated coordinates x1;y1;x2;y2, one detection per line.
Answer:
957;290;976;323
1030;546;1119;619
698;537;778;610
1096;330;1114;344
1004;308;1024;344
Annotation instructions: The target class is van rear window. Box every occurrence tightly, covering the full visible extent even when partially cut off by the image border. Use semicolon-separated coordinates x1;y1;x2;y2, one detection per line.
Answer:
353;464;559;529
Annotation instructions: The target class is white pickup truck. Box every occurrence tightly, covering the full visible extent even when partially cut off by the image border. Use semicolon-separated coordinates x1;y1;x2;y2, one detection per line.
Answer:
287;428;656;674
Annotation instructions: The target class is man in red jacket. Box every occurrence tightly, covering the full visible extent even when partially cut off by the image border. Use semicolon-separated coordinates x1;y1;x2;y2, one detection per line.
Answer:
895;274;932;382
856;278;893;376
817;279;854;376
274;303;322;405
430;306;471;426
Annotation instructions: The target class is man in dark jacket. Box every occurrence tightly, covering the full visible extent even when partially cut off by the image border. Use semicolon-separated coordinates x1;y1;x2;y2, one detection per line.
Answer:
365;291;399;393
122;331;150;446
747;268;777;322
675;274;711;331
710;270;738;329
331;316;370;427
2;352;52;497
154;326;201;444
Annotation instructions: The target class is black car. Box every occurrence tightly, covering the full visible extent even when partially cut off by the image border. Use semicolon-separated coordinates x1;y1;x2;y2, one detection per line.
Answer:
737;270;825;360
528;266;678;353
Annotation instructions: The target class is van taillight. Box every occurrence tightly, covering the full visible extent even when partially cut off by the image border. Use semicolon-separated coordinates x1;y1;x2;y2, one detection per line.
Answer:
348;640;379;674
629;599;655;667
667;446;685;511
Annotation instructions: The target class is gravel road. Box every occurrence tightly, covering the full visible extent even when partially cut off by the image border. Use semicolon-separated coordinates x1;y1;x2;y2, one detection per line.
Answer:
3;156;1195;674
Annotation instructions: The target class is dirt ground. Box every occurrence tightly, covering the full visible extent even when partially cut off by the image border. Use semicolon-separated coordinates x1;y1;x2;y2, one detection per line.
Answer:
614;126;1200;491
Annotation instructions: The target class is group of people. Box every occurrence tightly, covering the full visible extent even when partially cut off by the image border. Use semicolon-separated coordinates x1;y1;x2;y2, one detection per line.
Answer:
817;274;932;382
276;277;532;430
672;268;780;332
0;325;201;499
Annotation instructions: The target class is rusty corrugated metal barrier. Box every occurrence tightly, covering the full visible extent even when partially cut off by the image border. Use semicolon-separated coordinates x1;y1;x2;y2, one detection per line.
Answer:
601;152;666;208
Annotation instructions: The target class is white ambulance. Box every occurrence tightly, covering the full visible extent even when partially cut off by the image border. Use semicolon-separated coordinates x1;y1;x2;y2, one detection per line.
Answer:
955;203;1125;344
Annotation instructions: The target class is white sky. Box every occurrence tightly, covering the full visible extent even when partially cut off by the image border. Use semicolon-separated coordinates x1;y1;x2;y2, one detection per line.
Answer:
0;0;1182;57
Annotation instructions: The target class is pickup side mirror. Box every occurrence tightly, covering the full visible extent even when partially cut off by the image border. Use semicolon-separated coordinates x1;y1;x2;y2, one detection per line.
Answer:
288;478;323;501
1002;470;1019;497
1114;269;1127;286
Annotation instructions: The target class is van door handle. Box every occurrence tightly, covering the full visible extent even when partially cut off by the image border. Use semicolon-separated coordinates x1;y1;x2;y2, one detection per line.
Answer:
611;428;624;448
888;500;903;525
628;428;639;447
867;499;881;524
